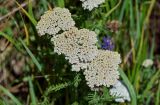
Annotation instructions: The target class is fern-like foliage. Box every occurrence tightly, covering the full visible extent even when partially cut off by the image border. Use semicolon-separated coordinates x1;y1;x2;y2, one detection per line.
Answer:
86;88;114;105
73;73;81;88
44;82;71;96
38;82;71;105
87;92;101;105
39;73;82;105
39;97;49;105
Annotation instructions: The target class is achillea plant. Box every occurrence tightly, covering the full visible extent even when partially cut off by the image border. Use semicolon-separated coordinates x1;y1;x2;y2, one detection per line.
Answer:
36;7;121;92
1;0;159;105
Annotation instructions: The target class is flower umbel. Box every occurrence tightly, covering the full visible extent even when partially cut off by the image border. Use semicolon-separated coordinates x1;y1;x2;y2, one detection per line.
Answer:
51;27;98;71
83;50;121;89
109;80;131;102
142;59;153;68
36;7;75;36
80;0;105;11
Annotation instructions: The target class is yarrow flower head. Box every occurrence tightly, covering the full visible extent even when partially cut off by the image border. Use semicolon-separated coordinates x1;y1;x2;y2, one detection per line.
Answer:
80;0;105;11
51;27;98;71
142;59;153;68
101;36;114;50
83;50;121;89
36;7;75;36
109;80;131;102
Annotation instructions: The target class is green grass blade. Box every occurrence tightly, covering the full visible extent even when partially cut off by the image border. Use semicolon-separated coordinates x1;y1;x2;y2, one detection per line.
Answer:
28;77;37;105
135;0;141;39
137;0;156;61
0;85;22;105
0;32;21;51
149;32;155;59
15;1;37;26
119;68;137;105
119;0;128;21
104;1;110;19
143;70;160;96
129;0;134;33
0;99;6;105
19;38;42;72
104;0;122;18
28;0;35;19
156;83;160;105
0;32;16;46
146;93;153;105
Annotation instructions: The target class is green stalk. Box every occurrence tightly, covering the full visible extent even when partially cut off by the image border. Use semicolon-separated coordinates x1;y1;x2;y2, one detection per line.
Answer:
156;83;160;105
104;0;122;18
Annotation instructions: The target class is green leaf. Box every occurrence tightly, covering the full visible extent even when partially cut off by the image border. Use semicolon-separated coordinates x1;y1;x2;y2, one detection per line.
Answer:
44;82;70;96
19;38;42;72
104;0;122;18
119;68;137;105
143;70;160;96
156;83;160;105
28;0;34;19
28;77;37;105
0;32;21;51
0;85;22;105
15;1;37;26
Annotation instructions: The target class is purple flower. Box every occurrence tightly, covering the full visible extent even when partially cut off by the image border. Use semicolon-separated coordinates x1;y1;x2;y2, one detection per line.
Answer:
101;36;114;50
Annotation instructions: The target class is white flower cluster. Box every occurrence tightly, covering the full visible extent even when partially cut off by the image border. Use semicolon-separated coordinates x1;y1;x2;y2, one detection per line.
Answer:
36;7;75;36
51;27;98;72
36;7;122;90
52;30;121;88
80;0;105;11
109;80;131;102
84;50;121;89
142;59;153;68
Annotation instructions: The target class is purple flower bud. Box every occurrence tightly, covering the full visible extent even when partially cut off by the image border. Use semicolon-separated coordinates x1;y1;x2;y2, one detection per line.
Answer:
101;36;114;50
